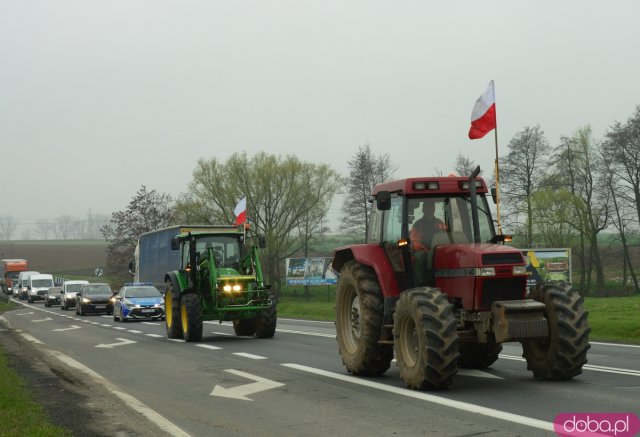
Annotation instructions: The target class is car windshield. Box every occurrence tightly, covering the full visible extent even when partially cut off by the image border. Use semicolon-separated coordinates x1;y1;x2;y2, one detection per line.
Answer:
66;284;85;292
33;279;54;288
125;287;161;298
84;285;111;295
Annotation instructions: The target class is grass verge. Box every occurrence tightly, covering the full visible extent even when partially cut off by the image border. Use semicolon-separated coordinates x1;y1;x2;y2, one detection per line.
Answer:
584;295;640;344
0;301;69;437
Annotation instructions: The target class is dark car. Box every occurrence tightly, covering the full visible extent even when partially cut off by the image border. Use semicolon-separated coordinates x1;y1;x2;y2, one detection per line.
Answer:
44;286;63;307
113;283;165;322
75;283;113;316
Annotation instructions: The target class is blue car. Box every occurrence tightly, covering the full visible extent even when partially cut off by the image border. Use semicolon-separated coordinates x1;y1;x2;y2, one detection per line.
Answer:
113;283;165;322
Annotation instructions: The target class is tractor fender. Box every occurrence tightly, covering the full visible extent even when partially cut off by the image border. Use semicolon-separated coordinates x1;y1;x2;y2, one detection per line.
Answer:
164;272;183;294
332;244;400;298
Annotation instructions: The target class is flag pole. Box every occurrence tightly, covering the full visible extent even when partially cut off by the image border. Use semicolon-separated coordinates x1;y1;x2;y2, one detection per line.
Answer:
494;116;502;235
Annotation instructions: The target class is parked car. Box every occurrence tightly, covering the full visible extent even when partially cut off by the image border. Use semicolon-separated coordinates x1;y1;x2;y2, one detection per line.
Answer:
75;283;113;316
44;286;63;307
113;283;165;322
61;280;89;310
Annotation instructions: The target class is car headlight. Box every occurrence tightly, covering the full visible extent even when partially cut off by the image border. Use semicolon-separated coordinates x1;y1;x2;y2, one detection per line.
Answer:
82;298;91;303
512;266;527;275
475;267;495;276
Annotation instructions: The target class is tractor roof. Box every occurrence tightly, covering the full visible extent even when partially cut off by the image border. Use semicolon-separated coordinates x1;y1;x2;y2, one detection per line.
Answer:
371;175;488;197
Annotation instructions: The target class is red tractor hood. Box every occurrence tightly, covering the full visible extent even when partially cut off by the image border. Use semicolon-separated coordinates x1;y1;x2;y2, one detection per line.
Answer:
433;243;525;270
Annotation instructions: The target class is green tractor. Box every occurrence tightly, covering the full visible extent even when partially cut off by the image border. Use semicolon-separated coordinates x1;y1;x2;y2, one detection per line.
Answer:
164;225;276;342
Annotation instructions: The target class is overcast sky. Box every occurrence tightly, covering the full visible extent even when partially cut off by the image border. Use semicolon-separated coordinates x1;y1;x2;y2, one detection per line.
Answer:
2;1;639;234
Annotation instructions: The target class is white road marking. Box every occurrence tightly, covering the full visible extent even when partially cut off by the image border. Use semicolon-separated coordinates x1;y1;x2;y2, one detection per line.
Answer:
276;328;335;338
127;330;143;334
101;324;111;327
113;327;127;330
20;333;43;344
282;363;553;432
196;344;222;350
16;312;34;316
50;351;190;437
212;331;233;336
32;317;52;323
499;354;640;377
52;325;81;332
95;338;137;348
142;322;160;325
232;352;267;360
146;333;164;338
590;341;640;349
168;338;185;342
210;369;284;401
456;369;503;379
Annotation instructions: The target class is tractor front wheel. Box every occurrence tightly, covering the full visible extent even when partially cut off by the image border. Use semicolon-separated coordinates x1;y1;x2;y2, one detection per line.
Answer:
522;282;590;380
255;303;277;338
393;287;459;390
335;261;393;376
165;280;183;339
180;293;203;342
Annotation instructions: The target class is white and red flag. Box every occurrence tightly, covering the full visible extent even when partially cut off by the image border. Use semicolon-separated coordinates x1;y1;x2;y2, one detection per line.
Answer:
233;196;247;225
468;80;496;140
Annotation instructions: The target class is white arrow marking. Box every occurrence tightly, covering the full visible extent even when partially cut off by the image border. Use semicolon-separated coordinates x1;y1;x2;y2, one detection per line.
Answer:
95;338;137;348
32;317;52;323
211;369;284;401
53;325;81;332
457;369;503;379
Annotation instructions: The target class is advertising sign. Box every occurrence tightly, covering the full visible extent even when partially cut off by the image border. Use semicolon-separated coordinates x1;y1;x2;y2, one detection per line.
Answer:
285;257;337;285
521;248;572;287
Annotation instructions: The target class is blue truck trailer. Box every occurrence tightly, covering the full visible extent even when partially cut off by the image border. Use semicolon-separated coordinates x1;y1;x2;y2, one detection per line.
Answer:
132;225;226;291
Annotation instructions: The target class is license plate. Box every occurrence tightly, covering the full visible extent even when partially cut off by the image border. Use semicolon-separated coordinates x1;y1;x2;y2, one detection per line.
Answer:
95;305;106;309
141;309;155;313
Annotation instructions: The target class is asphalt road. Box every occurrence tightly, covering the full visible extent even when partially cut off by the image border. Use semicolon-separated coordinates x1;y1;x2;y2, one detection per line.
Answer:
2;298;639;437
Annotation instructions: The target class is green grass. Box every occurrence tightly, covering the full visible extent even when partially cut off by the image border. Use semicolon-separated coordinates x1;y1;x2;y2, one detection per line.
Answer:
584;295;640;344
0;303;69;437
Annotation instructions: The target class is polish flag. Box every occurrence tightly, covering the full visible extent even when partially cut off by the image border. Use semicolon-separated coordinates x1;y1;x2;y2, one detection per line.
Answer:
233;197;247;225
468;80;497;140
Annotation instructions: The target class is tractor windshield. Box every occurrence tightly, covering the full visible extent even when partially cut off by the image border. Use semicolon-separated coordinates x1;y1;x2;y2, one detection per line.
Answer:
407;195;495;247
184;235;246;269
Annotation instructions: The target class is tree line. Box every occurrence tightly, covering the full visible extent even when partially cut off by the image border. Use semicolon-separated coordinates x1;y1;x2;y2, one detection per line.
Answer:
500;106;640;295
0;211;109;241
101;106;640;295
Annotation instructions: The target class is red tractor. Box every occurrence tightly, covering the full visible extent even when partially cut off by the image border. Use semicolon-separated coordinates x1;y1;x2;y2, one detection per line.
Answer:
332;167;590;390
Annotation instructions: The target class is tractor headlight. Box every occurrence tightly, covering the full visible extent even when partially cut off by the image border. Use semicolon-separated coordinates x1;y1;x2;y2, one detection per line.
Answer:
475;267;495;276
512;266;527;275
223;284;243;293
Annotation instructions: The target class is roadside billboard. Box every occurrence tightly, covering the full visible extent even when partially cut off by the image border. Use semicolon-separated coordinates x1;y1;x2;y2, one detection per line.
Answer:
285;257;337;285
521;248;572;287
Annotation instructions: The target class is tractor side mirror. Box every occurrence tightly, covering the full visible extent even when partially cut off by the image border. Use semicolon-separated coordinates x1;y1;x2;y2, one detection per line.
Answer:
376;191;391;211
491;187;497;204
257;235;266;248
170;237;180;250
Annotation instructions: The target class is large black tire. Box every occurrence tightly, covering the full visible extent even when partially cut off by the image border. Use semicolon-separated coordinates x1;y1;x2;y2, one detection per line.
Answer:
255;304;277;338
393;287;459;390
233;318;256;336
180;293;203;342
522;282;590;380
165;280;183;339
335;261;393;376
458;341;502;369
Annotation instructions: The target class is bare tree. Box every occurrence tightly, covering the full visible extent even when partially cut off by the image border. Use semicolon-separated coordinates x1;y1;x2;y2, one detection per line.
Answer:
340;144;396;241
0;216;18;240
35;219;54;240
500;125;550;245
454;153;480;177
55;215;77;240
101;186;175;279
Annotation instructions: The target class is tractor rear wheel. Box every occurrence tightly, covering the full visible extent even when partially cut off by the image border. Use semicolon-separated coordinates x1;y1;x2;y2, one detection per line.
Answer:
165;280;183;339
458;340;502;369
393;287;459;390
255;303;277;338
335;261;393;376
180;293;203;342
522;282;590;380
233;318;256;336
